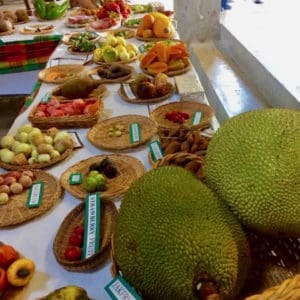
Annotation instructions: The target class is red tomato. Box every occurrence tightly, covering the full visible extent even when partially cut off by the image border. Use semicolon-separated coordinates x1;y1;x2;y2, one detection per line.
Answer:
64;246;82;261
73;225;84;236
69;234;83;247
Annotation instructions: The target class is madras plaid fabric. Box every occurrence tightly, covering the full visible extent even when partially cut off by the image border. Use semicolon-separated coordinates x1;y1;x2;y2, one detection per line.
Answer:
0;35;62;74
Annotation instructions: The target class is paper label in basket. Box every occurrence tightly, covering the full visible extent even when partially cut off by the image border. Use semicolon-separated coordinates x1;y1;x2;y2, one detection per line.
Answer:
40;92;50;103
149;140;164;161
105;275;142;300
26;182;44;208
129;123;141;143
122;84;136;100
191;111;203;126
69;173;82;185
82;193;101;259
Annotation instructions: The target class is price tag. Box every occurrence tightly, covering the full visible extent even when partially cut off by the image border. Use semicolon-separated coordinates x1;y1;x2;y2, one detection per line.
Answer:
26;182;44;208
40;92;50;103
69;173;82;185
149;140;164;161
138;44;147;53
129;123;141;143
105;275;142;300
122;84;136;100
82;193;101;259
191;111;204;126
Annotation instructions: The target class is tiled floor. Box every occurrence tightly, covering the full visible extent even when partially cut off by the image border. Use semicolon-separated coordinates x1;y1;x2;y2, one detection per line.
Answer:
222;0;300;103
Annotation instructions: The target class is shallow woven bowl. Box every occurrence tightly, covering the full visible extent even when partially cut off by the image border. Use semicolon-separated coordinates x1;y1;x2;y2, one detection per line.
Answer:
150;101;214;131
53;201;118;272
0;147;73;171
87;114;157;151
0;170;62;227
28;99;103;129
38;64;85;84
60;154;146;201
152;152;205;180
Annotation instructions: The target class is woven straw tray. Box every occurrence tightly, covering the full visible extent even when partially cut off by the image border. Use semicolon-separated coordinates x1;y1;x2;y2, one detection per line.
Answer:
93;54;138;65
0;170;62;227
118;83;174;104
53;201;117;272
150;101;214;131
88;63;135;84
141;59;191;77
62;32;100;45
87;114;157;151
109;28;136;39
0;147;73;171
38;64;85;84
60;154;146;201
28;99;103;129
67;46;95;56
0;28;15;36
20;24;54;35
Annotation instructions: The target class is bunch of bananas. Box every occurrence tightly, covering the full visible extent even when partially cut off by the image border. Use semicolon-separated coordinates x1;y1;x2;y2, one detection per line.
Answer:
34;0;70;20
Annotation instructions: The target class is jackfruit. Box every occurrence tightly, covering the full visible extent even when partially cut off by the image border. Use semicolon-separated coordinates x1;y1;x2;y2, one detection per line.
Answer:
204;108;300;237
114;166;250;300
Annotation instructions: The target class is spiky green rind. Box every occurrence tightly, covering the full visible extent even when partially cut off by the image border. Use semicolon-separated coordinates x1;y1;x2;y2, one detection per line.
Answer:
205;108;300;236
114;166;249;300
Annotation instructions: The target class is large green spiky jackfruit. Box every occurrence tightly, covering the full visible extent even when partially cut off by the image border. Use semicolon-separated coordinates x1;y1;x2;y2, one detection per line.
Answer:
114;166;250;300
204;108;300;237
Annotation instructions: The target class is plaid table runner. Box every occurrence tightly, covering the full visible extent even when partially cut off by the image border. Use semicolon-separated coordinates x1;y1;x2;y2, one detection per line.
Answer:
0;34;62;74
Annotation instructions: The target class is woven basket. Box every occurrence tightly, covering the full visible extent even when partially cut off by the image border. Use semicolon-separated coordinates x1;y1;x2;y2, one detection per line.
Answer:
118;83;174;104
38;64;85;84
150;101;214;131
53;201;118;272
109;28;136;39
20;24;54;35
0;147;73;171
60;154;146;201
0;170;62;227
87;114;157;151
28;99;103;129
152;152;206;180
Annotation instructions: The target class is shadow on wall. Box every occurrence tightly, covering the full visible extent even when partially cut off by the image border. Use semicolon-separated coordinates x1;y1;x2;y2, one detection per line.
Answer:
0;95;25;136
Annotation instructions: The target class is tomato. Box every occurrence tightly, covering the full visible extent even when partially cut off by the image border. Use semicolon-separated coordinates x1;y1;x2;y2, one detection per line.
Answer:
0;244;19;270
69;234;83;247
64;246;82;261
0;267;8;292
73;225;84;236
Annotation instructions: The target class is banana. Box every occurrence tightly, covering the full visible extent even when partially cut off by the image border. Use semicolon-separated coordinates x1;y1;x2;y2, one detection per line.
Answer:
39;285;92;300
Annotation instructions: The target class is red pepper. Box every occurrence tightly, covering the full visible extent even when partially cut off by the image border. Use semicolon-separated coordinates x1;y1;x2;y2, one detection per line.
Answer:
0;267;8;292
64;246;82;261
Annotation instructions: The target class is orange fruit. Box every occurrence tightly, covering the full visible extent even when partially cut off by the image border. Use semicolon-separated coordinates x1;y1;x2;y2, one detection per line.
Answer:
136;26;144;37
142;14;155;30
142;29;153;39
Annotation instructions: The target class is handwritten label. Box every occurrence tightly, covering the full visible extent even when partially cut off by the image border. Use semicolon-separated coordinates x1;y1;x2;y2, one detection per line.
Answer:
122;84;136;100
149;140;163;161
82;193;101;259
191;111;204;126
69;173;82;185
105;275;142;300
129;123;141;143
26;182;44;208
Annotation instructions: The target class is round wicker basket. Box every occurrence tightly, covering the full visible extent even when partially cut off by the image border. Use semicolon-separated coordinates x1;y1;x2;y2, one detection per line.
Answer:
53;201;118;272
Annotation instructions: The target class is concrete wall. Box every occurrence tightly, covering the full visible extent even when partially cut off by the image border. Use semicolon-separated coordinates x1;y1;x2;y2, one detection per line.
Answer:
174;0;220;44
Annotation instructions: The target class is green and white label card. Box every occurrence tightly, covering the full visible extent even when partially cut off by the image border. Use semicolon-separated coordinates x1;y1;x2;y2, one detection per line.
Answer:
69;173;82;185
149;140;164;161
129;123;141;143
82;193;101;259
26;182;44;208
105;275;142;300
40;92;50;103
191;111;204;126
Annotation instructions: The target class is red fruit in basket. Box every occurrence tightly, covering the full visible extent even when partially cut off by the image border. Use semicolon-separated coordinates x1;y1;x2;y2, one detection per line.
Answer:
37;104;48;112
84;102;98;115
69;234;83;247
64;246;82;261
73;225;84;236
21;170;34;179
48;98;60;108
97;7;109;19
3;177;16;186
0;268;8;292
61;104;76;116
6;171;21;181
0;185;10;194
50;109;65;117
72;99;86;113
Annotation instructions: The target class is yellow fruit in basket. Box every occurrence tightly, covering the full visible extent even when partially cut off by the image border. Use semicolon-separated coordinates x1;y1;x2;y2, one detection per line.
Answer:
114;166;250;300
153;17;172;38
142;29;153;39
205;108;300;237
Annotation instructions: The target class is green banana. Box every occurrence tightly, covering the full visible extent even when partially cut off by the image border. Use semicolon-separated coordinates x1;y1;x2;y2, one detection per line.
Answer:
40;285;92;300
